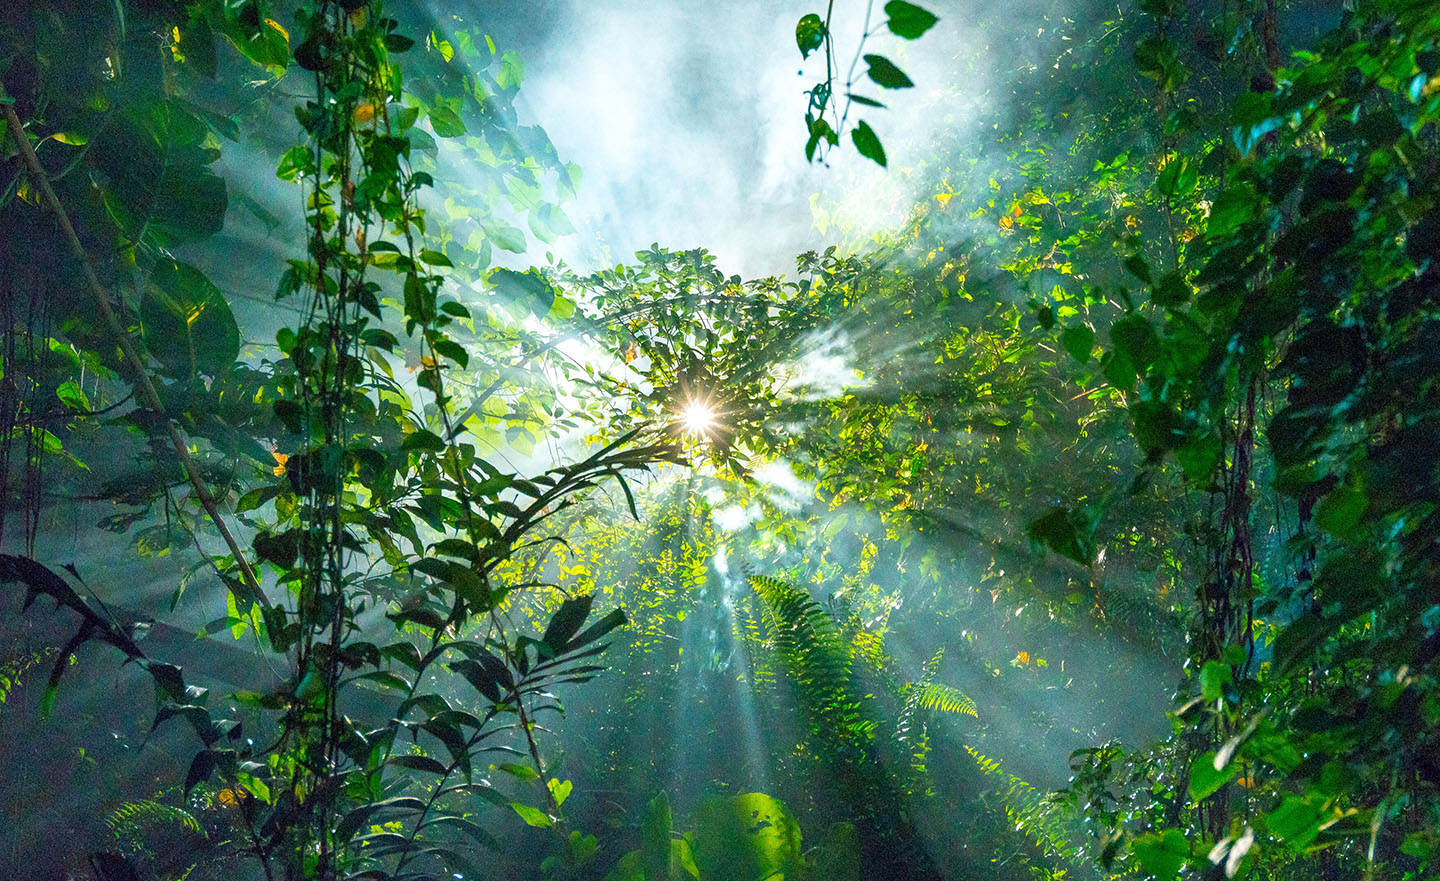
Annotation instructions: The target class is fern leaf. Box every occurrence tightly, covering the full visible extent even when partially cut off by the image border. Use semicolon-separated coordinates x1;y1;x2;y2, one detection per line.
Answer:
915;682;978;718
749;575;868;742
963;746;1081;866
107;800;204;838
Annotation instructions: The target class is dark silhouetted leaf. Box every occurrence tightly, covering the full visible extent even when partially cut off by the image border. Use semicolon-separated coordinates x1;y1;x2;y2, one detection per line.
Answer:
885;1;938;39
864;54;913;89
851;120;887;167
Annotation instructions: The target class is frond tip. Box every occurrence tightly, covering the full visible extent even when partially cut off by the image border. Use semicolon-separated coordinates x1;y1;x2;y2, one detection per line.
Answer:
915;682;978;717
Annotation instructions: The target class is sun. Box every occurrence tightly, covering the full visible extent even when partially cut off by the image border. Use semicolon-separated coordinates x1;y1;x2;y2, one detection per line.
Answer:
679;399;717;436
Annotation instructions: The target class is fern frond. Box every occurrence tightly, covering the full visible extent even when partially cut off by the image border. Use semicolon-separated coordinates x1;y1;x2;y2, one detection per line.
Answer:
750;576;853;696
107;800;205;838
895;650;946;778
916;682;978;717
964;746;1081;867
749;575;869;742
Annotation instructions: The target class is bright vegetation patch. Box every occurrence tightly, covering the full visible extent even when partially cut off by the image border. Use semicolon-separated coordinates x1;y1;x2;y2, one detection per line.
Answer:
2;1;1440;880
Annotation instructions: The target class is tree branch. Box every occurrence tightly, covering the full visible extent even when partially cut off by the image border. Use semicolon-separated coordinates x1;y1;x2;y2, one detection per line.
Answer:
3;104;264;598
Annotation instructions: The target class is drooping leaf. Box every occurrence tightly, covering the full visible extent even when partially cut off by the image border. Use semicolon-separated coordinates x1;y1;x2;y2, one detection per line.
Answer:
428;101;467;137
92;103;228;247
562;607;627;654
390;754;449;775
452;651;514;703
796;14;826;59
851;120;887;167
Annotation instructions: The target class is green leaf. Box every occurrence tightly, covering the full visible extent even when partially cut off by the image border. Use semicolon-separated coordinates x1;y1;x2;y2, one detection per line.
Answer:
1111;314;1159;372
179;14;218;78
1102;348;1137;392
1200;660;1231;701
433;339;469;368
1401;831;1435;860
1061;325;1095;362
390;754;449;775
93;104;228;247
642;792;674;881
484;221;528;254
429;102;467;138
1174;432;1221;482
235;485;282;513
1231;93;1282;155
55;381;91;412
1315;483;1367;538
413;558;490;607
1189;751;1238;801
1026;505;1097;565
421;815;501;851
1157;155;1198;200
1151;271;1191;307
185;749;218;794
452;653;513;703
498;762;539;781
542;595;595;651
851;120;887;167
1207;182;1259;237
864;54;914;89
511;802;554;827
1130;829;1189;880
1124;254;1153;284
402;429;446;453
806;116;837;162
1265;796;1325;849
1133;36;1177;81
276;145;312;181
497;50;526;90
489;268;555;316
885;1;938;39
565;607;627;652
141;260;240;378
796;14;826;59
691;793;803;881
252;530;299;569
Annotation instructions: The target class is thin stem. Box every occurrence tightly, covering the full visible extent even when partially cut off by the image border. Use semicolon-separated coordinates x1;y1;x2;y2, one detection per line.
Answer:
1;103;265;599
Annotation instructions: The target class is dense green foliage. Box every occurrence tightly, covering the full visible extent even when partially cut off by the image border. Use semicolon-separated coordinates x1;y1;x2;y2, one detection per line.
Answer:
2;0;1439;879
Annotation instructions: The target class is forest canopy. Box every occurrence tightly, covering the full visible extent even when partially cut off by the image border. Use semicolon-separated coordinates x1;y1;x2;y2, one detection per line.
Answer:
2;1;1439;880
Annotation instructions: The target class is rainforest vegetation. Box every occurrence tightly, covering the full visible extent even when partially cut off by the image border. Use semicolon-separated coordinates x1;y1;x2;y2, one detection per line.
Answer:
1;0;1438;879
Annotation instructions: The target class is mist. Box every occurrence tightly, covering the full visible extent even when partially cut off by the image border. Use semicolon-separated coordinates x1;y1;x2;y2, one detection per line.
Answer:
429;0;987;277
